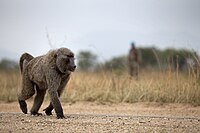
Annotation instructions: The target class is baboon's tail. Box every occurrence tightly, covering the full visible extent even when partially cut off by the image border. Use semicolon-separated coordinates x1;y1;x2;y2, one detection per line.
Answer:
19;53;34;73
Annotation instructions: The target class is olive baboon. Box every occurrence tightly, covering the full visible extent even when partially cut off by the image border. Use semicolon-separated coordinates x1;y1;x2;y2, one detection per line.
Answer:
18;48;76;119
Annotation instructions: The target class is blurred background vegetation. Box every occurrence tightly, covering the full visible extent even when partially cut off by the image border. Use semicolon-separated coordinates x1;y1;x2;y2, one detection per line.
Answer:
76;47;199;73
0;47;198;73
0;58;18;71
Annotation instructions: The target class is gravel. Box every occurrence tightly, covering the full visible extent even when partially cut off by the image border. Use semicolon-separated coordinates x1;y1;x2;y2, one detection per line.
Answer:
0;101;199;132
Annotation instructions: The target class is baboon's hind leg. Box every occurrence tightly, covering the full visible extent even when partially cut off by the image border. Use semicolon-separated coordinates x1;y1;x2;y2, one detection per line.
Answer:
18;71;35;114
43;102;53;116
30;86;46;116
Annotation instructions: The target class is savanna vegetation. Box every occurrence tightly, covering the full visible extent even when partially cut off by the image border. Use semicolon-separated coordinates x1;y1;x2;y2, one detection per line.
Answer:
0;47;199;105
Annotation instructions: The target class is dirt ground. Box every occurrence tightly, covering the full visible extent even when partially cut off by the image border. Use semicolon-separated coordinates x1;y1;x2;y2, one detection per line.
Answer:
0;101;199;133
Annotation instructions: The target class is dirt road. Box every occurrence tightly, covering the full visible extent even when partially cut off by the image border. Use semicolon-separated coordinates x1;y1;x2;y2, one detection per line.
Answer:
0;101;199;132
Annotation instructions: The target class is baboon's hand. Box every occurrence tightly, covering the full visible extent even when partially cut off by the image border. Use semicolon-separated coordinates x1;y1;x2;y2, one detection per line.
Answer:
31;112;42;116
57;114;65;119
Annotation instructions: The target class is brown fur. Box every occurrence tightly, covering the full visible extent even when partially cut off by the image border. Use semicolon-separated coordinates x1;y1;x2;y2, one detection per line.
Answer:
19;53;34;73
18;48;76;119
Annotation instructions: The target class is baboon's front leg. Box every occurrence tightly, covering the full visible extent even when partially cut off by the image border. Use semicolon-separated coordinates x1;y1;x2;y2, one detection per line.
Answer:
46;71;65;119
48;90;64;119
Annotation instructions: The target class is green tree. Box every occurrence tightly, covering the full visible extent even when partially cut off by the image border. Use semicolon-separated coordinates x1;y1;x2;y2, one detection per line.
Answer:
77;51;98;71
162;48;194;71
103;56;127;71
138;47;159;68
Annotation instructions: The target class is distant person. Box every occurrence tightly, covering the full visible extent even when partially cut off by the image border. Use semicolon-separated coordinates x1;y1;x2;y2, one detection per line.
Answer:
193;52;200;79
128;42;140;79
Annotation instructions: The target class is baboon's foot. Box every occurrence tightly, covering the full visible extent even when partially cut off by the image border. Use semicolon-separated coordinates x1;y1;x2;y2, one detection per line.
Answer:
18;100;27;114
57;114;65;119
30;111;42;116
43;108;53;116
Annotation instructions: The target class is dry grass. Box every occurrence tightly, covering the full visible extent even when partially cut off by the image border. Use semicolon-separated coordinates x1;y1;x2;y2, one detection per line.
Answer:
0;70;200;105
0;71;21;102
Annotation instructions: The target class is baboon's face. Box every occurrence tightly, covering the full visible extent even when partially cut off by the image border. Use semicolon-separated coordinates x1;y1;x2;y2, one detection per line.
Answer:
56;50;76;73
66;54;76;72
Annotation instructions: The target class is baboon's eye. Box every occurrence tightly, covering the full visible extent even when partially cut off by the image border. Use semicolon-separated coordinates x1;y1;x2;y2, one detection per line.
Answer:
67;55;74;58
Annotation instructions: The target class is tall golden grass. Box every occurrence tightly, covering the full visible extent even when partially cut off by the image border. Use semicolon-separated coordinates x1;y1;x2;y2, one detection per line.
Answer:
0;71;21;102
0;70;199;105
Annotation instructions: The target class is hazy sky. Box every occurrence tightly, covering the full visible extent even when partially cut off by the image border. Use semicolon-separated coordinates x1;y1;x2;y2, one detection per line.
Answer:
0;0;200;61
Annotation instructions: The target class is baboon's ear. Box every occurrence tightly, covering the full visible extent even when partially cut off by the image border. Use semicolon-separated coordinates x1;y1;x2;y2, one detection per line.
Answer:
56;54;68;74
